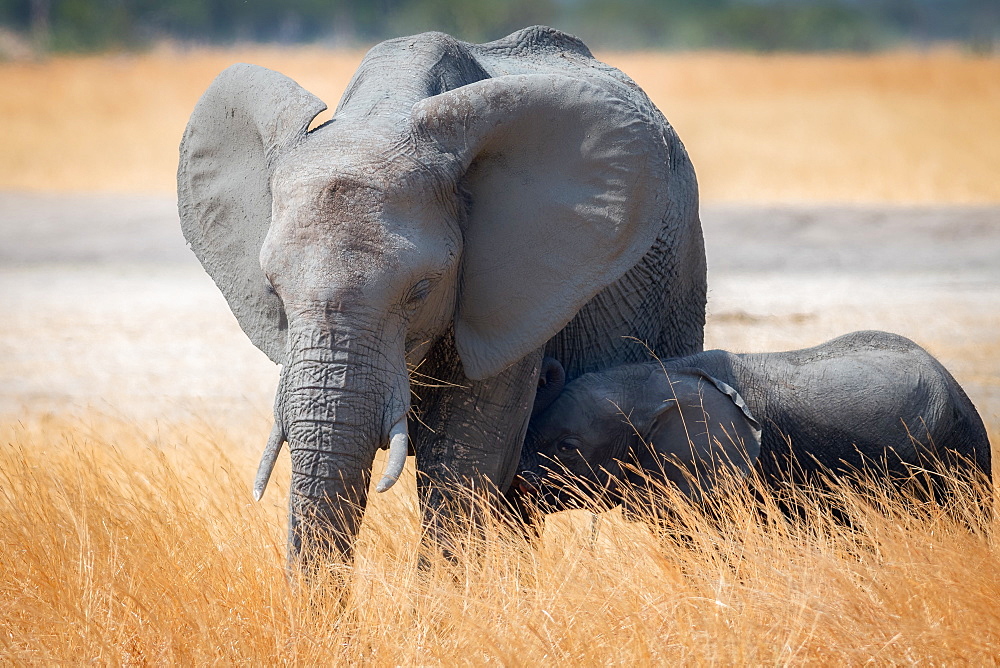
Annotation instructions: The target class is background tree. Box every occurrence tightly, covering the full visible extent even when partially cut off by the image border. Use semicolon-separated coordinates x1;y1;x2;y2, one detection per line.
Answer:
0;0;995;54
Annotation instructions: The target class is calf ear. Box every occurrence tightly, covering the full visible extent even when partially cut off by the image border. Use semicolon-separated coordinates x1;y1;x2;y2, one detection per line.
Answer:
694;371;762;464
532;357;566;418
644;369;761;497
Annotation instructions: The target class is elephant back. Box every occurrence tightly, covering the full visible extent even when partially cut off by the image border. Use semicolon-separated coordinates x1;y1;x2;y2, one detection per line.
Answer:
470;27;682;170
682;333;992;487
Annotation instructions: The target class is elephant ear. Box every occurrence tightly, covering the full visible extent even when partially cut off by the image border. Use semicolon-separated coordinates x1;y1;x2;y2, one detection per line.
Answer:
411;74;671;381
533;356;566;418
177;63;327;364
644;369;762;496
689;370;763;454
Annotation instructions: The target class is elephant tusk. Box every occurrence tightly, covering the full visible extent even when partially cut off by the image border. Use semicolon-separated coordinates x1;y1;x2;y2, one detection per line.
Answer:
376;417;408;493
253;421;285;501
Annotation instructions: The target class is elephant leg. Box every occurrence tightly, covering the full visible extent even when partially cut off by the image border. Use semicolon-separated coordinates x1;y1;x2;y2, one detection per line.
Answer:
413;342;543;560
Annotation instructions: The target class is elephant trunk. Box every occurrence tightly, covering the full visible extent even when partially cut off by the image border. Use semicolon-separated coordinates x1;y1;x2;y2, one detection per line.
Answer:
277;321;410;564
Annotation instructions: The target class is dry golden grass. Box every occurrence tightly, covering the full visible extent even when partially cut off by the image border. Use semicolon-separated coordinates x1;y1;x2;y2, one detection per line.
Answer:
3;41;998;664
2;412;998;664
1;45;998;202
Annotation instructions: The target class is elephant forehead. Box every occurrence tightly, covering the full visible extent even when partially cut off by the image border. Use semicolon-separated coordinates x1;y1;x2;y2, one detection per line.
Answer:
267;166;391;244
271;169;384;220
269;225;412;288
542;393;614;437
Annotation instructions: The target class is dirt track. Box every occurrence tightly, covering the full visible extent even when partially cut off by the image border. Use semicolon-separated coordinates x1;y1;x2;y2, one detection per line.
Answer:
1;193;997;433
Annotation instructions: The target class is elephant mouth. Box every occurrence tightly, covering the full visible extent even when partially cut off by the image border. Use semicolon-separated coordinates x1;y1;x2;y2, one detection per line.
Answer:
512;472;540;497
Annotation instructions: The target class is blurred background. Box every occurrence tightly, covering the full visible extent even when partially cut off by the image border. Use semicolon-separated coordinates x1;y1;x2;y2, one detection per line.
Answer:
0;0;998;438
0;0;998;54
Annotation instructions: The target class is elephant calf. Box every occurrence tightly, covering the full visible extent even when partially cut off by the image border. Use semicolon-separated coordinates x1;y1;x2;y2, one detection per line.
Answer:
517;330;992;512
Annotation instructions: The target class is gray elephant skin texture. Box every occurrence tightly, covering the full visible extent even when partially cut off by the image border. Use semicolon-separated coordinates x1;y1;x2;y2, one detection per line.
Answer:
519;330;992;513
177;26;707;562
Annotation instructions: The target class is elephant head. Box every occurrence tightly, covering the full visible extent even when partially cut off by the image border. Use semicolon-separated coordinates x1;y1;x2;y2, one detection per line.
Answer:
178;40;673;562
520;361;761;509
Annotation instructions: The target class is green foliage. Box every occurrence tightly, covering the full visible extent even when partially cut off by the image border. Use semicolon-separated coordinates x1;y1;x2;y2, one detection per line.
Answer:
50;0;135;51
0;0;996;53
709;3;884;51
386;0;557;44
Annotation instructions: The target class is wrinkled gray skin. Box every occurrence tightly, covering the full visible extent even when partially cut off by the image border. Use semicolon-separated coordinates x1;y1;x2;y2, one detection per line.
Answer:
519;331;992;513
177;26;706;563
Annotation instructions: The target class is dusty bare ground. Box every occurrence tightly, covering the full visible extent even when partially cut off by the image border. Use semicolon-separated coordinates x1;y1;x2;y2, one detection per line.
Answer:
1;193;997;438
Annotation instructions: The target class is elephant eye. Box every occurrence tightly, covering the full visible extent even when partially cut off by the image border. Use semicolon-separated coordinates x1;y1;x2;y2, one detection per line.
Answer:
405;279;433;307
557;437;581;453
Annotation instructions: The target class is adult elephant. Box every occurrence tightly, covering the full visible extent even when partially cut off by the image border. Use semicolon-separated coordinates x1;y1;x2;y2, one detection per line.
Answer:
178;26;706;563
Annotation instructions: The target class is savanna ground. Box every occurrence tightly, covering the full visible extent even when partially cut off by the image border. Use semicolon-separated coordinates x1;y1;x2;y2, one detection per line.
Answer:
1;46;999;663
